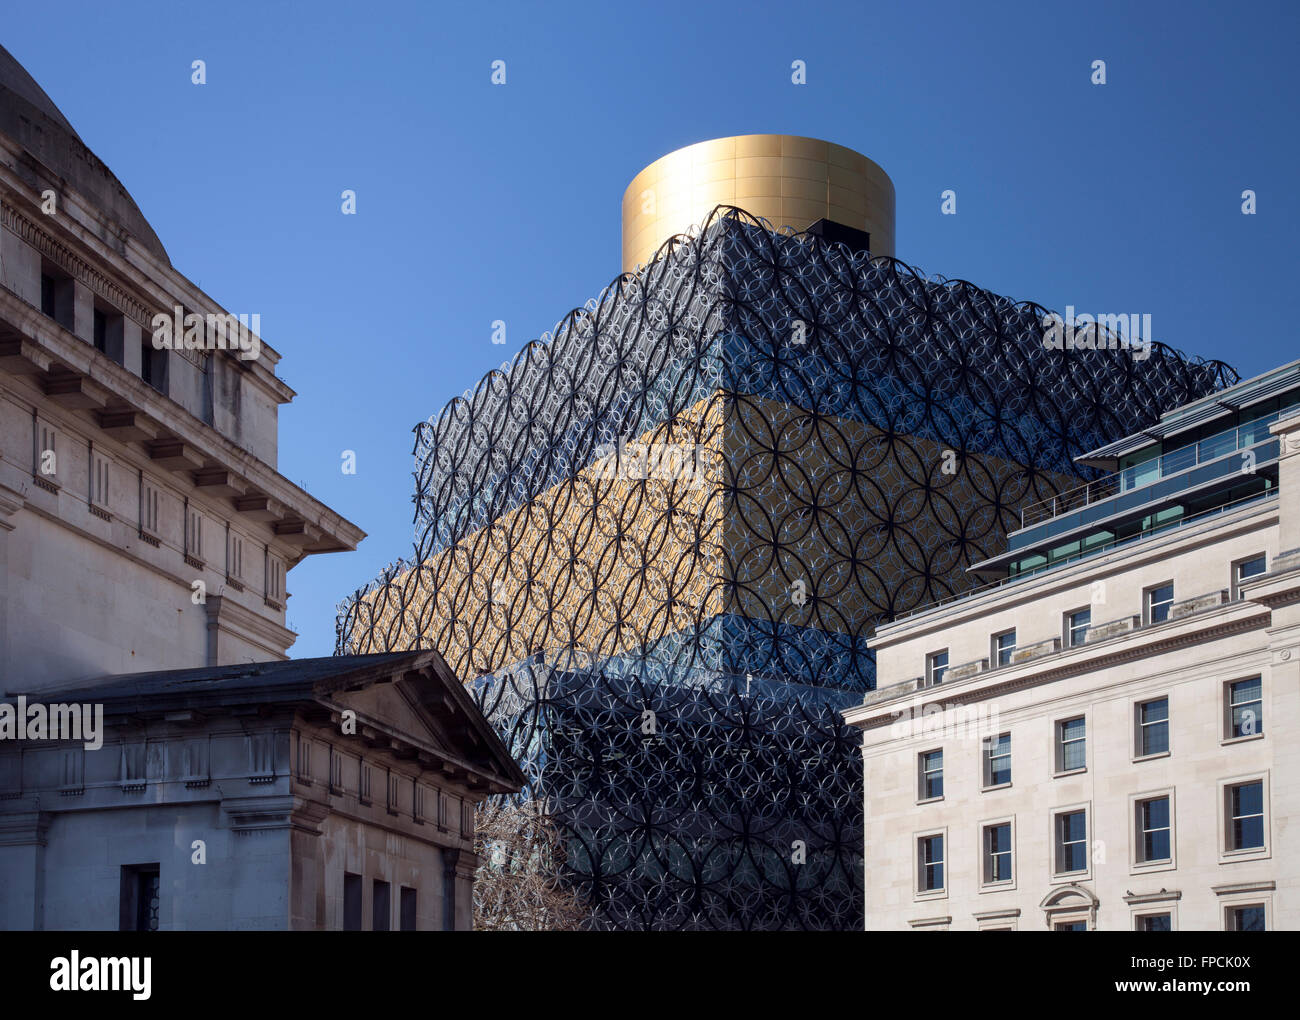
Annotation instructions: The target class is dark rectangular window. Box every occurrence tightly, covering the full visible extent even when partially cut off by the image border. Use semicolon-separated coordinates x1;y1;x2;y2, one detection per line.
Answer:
200;354;214;424
1138;698;1169;756
1138;913;1172;931
93;308;108;352
372;879;390;931
400;887;417;931
994;630;1017;667
1147;583;1174;624
343;872;362;931
1227;905;1265;931
1055;920;1088;931
141;338;167;393
919;749;943;800
442;865;457;931
984;823;1012;883
926;650;948;686
1228;678;1263;738
40;272;74;330
1056;810;1087;874
119;864;160;932
984;733;1011;787
1236;555;1267;583
1058;717;1086;771
1067;608;1091;647
1137;797;1171;863
918;835;944;892
1227;782;1264;850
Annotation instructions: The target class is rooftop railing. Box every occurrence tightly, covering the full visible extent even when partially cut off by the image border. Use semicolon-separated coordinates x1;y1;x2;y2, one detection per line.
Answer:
1019;407;1295;529
890;487;1276;624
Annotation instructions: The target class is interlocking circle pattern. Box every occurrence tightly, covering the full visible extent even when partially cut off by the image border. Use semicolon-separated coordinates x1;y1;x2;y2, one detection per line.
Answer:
337;209;1234;929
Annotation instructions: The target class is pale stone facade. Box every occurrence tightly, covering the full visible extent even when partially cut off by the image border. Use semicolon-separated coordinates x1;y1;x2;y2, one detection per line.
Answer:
846;377;1300;931
0;652;525;930
0;44;363;690
0;46;525;931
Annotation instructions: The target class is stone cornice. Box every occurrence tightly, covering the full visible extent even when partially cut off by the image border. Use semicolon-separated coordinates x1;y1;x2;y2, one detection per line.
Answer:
316;696;518;797
848;603;1272;730
0;157;286;372
0;809;49;846
1123;889;1181;905
204;595;296;659
2;198;152;329
0;480;24;529
1212;880;1276;897
972;907;1021;920
221;793;324;835
0;286;364;554
0;182;291;407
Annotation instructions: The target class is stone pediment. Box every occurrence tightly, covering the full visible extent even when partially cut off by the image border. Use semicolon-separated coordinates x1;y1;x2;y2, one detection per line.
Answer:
330;678;455;759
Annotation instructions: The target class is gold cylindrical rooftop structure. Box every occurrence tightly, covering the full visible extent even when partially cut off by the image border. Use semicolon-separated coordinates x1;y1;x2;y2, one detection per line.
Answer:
621;134;895;273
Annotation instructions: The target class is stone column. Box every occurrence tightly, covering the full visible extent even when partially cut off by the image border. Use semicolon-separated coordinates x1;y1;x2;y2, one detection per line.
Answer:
1272;412;1300;563
0;810;50;929
0;482;24;684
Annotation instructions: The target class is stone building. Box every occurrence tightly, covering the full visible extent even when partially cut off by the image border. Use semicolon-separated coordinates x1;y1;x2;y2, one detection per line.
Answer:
846;359;1300;930
1;651;525;930
0;43;363;684
0;45;524;929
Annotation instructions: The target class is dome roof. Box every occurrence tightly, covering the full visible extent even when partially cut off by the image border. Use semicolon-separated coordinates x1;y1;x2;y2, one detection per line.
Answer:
0;43;169;264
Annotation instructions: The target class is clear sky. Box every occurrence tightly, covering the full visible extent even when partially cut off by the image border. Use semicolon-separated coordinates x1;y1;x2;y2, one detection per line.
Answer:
4;0;1296;657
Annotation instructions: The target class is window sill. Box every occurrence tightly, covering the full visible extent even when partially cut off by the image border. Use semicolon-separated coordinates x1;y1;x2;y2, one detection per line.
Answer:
979;879;1016;894
1221;733;1264;746
1131;859;1175;876
982;781;1012;793
1220;847;1270;865
1053;767;1087;779
1132;751;1171;764
914;888;948;903
916;795;945;806
1050;870;1091;885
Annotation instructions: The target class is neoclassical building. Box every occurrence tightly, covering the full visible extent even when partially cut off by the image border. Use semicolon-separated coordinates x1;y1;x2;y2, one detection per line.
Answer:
0;43;362;682
0;45;523;929
847;359;1300;930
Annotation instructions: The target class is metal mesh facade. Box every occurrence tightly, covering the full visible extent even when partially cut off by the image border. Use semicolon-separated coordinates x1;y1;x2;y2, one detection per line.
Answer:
336;208;1235;928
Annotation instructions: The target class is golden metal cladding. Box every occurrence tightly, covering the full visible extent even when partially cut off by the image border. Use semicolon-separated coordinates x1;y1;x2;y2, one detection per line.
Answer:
350;393;1079;682
621;135;896;273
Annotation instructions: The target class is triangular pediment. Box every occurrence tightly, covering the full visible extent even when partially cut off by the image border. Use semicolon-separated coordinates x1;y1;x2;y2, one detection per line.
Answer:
331;678;451;757
314;654;524;792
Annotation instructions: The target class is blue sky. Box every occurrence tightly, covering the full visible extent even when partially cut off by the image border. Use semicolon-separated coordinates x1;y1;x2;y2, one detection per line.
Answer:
5;0;1297;657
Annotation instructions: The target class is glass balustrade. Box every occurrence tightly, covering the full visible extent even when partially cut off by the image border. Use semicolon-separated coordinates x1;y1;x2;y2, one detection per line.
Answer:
1020;404;1296;529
